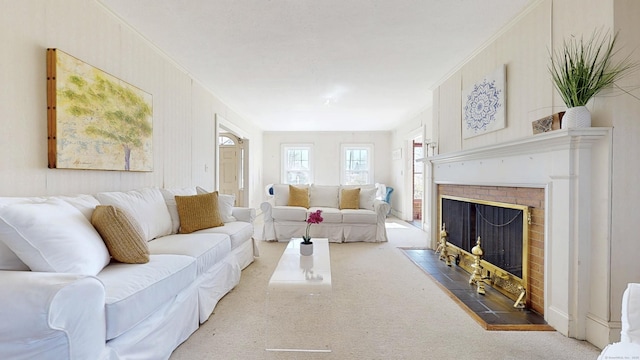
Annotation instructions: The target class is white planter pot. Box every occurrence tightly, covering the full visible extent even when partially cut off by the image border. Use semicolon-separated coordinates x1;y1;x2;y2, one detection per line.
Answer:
300;242;313;256
561;106;591;129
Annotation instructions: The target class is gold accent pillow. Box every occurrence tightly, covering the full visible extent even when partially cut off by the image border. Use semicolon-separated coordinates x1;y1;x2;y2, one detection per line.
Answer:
175;191;224;234
340;188;361;209
91;205;149;264
288;185;310;208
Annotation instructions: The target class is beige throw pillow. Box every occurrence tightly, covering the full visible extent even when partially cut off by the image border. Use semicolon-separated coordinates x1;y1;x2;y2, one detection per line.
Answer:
175;191;224;234
340;188;361;209
91;205;149;264
288;185;310;208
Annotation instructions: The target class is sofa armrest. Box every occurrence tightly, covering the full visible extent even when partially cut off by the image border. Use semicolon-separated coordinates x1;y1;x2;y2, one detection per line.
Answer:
0;271;106;360
373;199;390;217
621;283;640;343
259;202;276;241
373;200;391;242
232;207;256;224
260;201;274;221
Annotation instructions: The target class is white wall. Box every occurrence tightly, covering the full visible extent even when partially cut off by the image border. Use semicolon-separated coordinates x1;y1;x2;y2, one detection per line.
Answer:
262;131;391;198
434;0;553;153
0;0;263;208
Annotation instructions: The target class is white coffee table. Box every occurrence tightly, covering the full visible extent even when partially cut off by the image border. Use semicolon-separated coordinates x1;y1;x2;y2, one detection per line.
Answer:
265;238;332;352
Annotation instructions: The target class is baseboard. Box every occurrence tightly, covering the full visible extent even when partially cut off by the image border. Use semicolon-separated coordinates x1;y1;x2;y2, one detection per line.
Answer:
545;305;570;336
586;313;620;350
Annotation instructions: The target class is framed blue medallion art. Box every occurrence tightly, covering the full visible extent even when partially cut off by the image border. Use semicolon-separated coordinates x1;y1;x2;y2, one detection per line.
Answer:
462;65;506;139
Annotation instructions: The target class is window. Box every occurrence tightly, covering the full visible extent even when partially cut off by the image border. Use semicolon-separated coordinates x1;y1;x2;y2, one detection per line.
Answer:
218;135;235;146
282;144;313;184
341;144;374;185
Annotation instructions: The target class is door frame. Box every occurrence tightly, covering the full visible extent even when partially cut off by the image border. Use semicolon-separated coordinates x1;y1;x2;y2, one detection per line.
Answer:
215;114;250;207
403;127;424;223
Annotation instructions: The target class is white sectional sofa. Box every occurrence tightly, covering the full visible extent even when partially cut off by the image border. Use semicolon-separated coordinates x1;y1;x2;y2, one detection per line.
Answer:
260;184;390;243
0;186;257;360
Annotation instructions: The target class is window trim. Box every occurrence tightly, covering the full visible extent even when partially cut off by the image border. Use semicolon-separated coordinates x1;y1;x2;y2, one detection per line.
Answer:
281;144;314;184
340;143;374;185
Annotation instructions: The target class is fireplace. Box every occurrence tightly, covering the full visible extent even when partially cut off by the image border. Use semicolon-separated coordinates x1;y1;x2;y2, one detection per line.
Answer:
437;187;545;315
424;128;610;341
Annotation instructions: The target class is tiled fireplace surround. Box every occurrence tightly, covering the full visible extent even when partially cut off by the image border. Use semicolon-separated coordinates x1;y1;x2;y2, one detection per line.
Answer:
425;128;611;341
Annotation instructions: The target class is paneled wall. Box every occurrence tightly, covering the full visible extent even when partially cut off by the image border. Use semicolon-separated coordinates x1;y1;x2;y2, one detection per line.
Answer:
434;1;552;153
0;0;263;208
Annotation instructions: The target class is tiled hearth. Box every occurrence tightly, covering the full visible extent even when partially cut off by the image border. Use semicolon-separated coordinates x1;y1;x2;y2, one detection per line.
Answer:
402;247;553;330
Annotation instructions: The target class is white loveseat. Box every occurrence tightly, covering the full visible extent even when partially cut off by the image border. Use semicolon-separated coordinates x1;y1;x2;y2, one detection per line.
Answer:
260;184;390;243
598;283;640;358
0;186;257;360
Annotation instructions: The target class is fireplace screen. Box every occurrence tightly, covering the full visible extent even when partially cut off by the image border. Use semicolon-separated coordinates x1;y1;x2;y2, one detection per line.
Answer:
440;195;529;301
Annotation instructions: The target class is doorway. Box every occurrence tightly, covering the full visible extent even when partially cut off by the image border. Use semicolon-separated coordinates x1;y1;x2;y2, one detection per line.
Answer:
412;139;423;227
218;132;244;206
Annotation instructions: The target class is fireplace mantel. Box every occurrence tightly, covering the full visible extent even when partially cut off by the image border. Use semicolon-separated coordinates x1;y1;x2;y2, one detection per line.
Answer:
429;127;610;165
424;127;612;343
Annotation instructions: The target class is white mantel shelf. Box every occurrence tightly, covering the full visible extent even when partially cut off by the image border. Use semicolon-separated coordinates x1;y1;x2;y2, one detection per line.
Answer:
427;127;611;164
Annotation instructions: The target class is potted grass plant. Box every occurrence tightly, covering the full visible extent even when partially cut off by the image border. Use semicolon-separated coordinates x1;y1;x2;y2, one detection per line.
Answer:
549;30;637;128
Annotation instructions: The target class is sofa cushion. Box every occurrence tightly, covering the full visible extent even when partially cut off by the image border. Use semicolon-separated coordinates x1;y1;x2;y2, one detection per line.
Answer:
288;185;309;208
272;184;293;206
96;188;173;241
272;205;308;221
196;186;236;223
148;233;231;275
359;187;377;210
195;221;254;251
98;254;196;340
341;209;378;224
340;188;360;209
0;198;110;275
175;191;224;234
161;187;198;234
91;205;150;264
0;197;40;271
310;207;342;223
309;185;339;208
56;194;101;220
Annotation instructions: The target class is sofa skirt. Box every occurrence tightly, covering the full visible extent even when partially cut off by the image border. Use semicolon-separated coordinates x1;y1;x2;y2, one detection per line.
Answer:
104;282;199;360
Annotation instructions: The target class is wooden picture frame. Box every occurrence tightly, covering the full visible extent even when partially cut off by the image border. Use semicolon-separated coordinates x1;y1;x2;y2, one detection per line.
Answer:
47;49;153;171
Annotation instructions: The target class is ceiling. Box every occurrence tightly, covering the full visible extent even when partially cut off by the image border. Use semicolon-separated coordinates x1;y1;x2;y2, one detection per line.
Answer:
98;0;532;132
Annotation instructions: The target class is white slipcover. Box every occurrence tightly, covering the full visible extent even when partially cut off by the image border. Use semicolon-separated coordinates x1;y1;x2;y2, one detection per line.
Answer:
598;283;640;359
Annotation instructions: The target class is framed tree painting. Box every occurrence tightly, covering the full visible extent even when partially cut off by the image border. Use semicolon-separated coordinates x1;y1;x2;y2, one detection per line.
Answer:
47;48;153;171
462;65;506;139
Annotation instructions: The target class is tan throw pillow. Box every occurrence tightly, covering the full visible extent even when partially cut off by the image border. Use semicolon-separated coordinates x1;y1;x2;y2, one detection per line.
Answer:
288;185;309;208
340;188;361;209
175;191;224;234
91;205;149;264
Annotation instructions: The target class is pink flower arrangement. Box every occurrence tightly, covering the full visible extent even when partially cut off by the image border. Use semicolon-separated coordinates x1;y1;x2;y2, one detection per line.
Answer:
302;210;323;244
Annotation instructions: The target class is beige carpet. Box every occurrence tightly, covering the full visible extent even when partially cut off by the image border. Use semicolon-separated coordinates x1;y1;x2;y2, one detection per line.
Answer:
170;218;600;359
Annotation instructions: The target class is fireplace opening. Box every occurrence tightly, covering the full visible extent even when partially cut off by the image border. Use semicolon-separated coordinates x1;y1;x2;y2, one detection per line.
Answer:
440;195;530;307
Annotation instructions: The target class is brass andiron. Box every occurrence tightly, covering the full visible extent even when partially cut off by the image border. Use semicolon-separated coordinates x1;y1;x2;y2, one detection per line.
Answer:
435;223;455;266
469;236;486;295
513;285;526;309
